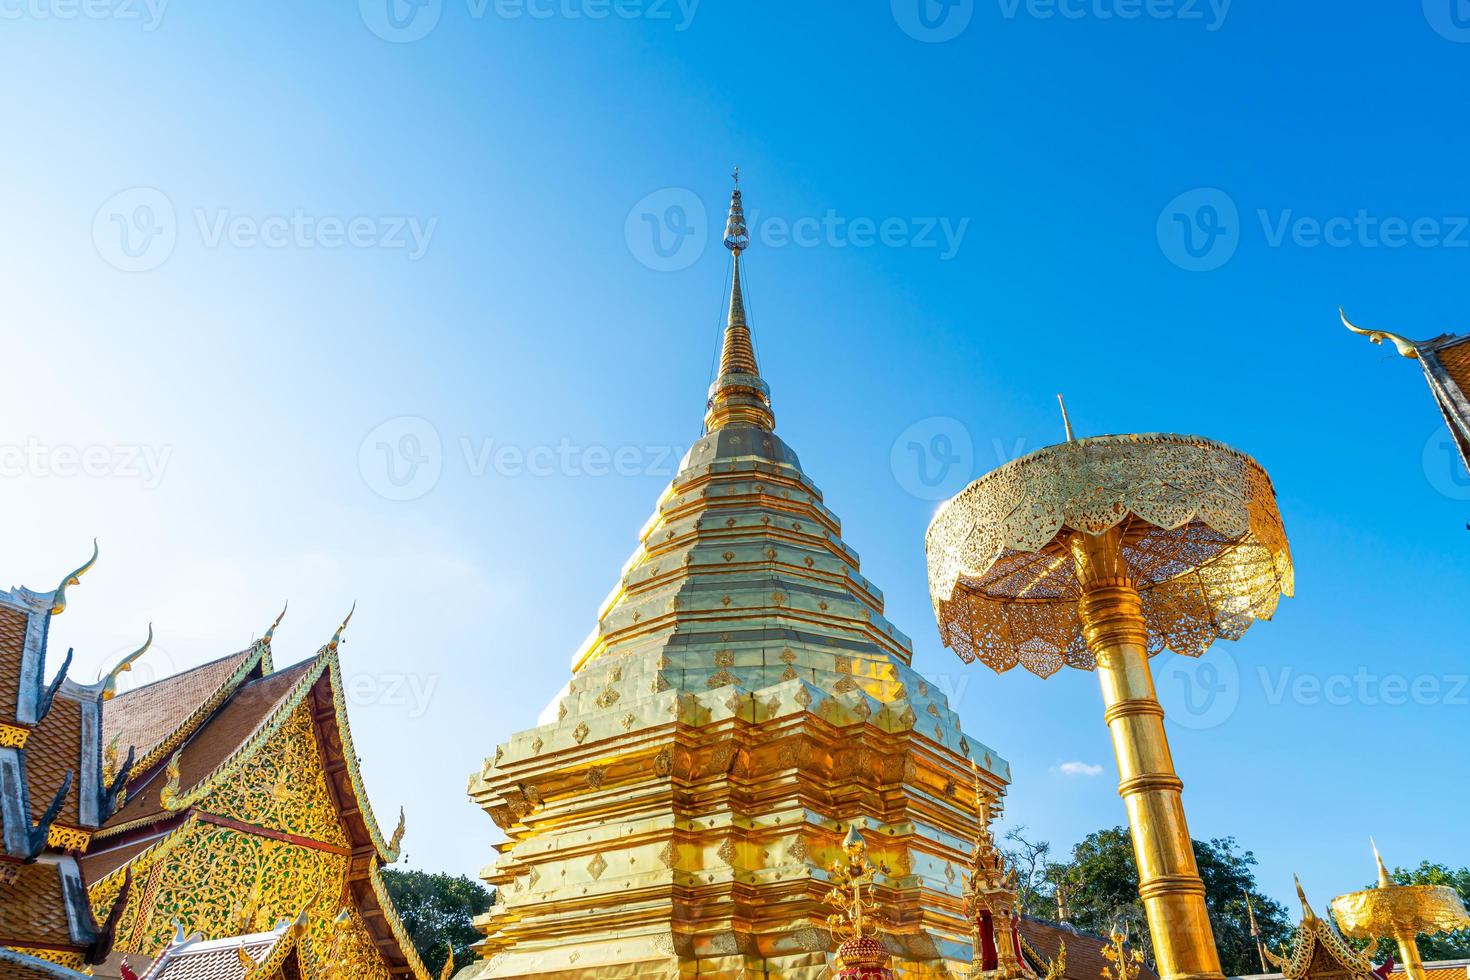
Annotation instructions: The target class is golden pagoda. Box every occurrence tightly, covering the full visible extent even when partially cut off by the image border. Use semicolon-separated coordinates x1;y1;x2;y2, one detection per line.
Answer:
462;174;1012;978
82;605;430;980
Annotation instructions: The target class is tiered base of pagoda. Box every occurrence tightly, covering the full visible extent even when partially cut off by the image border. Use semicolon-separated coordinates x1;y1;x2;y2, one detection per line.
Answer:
464;657;1006;980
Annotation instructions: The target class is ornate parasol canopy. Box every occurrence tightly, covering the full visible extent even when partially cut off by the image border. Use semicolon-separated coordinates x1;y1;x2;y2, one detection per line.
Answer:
1331;846;1470;947
926;433;1294;677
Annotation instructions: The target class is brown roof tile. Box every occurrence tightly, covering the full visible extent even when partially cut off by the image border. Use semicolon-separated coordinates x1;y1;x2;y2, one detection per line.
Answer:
1021;918;1161;980
0;862;83;949
103;650;260;767
25;694;84;827
101;661;316;833
1;605;30;727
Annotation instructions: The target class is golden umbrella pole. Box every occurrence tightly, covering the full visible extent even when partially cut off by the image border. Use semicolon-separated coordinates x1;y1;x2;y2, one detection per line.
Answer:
1069;526;1220;980
1331;843;1470;980
926;427;1294;980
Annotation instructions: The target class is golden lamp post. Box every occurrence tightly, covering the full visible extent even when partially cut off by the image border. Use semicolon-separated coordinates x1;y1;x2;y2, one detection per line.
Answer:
926;409;1294;980
1330;843;1470;980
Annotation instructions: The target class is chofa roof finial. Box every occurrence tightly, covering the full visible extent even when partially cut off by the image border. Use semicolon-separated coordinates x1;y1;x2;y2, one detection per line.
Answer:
328;602;357;651
52;539;99;615
102;623;153;701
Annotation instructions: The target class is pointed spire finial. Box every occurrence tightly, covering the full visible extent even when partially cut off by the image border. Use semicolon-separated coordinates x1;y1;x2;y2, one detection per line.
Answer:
1371;838;1393;888
1057;394;1076;442
52;539;99;615
723;168;748;254
705;170;773;432
1294;874;1317;921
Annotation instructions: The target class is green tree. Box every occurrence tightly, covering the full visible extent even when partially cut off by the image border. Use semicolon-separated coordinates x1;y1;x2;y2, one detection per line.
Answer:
1019;826;1292;977
1361;862;1470;963
381;868;494;976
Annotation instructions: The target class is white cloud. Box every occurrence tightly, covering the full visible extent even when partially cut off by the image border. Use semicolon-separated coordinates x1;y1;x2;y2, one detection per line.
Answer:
1055;760;1104;778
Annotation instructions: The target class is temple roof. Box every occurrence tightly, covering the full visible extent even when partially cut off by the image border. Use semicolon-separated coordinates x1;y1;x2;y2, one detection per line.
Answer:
104;647;267;775
99;660;316;834
1020;919;1162;980
1342;310;1470;475
133;919;310;980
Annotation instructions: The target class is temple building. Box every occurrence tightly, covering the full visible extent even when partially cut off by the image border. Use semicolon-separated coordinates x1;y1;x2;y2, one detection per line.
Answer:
1341;309;1470;477
82;607;431;979
462;177;1013;978
0;545;431;978
1252;881;1382;980
0;546;134;976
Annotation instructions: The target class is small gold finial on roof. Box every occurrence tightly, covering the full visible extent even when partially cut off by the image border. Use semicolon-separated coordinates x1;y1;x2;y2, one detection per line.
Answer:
1294;875;1317;922
102;623;153;701
329;602;356;651
439;950;456;980
1057;394;1076;442
1341;307;1425;360
263;602;288;645
52;539;99;615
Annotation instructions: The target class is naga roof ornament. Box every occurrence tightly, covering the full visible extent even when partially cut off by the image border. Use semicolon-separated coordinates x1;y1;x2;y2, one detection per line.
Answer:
102;623;153;701
51;538;99;615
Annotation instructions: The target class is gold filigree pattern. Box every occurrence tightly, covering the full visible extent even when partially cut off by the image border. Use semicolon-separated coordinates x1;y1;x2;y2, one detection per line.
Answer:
0;723;29;748
197;702;349;846
46;824;92;852
926;434;1293;676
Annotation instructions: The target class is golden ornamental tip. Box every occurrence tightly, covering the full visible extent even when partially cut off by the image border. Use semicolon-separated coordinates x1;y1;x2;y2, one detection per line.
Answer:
1057;394;1076;442
102;622;153;701
1371;838;1393;888
51;538;99;615
263;601;288;645
329;602;356;651
1295;875;1317;921
1340;307;1424;360
439;950;456;980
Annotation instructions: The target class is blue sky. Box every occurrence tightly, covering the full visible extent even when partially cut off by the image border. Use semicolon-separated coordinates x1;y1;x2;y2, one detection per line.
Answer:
3;1;1468;915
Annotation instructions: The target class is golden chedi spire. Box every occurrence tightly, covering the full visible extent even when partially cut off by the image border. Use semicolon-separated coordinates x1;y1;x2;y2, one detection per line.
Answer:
466;170;1009;980
704;167;775;433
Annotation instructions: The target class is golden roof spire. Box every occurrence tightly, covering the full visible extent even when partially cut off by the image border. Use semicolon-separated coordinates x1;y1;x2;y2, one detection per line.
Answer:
1056;394;1076;442
705;168;775;433
1295;875;1318;922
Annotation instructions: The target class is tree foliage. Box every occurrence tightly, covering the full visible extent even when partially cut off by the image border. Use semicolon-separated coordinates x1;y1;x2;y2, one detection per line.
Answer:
381;868;494;976
1003;826;1292;977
